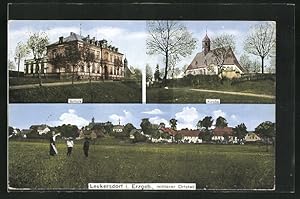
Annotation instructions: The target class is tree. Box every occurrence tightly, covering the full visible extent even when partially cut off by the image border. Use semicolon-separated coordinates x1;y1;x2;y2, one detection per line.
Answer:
8;126;14;136
174;133;183;143
198;116;213;131
145;64;153;82
169;118;177;130
152;130;161;139
215;116;228;128
233;123;248;144
129;67;142;81
15;42;30;77
27;32;49;86
64;42;83;84
211;34;236;77
197;116;214;141
154;64;161;81
123;123;135;137
8;60;16;70
104;121;114;135
146;21;197;85
255;121;275;151
239;54;252;73
140;118;152;135
55;124;79;138
244;22;276;74
81;42;96;84
48;52;66;74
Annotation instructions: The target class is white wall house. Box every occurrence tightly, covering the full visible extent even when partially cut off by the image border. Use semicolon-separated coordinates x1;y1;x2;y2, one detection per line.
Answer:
244;132;261;142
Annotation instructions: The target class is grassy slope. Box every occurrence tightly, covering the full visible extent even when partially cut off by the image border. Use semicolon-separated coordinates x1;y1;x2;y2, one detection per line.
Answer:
9;82;141;103
9;140;275;190
147;79;275;103
147;87;275;103
194;80;275;96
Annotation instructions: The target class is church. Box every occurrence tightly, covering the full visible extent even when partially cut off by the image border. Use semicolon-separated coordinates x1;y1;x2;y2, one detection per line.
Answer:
185;34;245;79
24;32;128;80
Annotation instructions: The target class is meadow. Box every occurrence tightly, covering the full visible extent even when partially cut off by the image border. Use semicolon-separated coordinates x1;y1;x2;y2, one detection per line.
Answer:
9;139;275;190
9;81;141;103
147;79;275;103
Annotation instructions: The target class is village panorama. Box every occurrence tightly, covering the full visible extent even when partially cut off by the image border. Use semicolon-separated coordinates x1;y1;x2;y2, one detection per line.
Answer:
9;115;275;145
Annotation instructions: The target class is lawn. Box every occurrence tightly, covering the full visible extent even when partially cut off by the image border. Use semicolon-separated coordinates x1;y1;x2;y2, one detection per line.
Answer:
9;139;275;190
147;87;275;103
9;77;74;86
147;78;275;103
9;81;141;103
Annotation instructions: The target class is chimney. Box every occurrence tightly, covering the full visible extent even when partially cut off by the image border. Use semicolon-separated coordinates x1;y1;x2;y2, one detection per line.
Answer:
70;32;74;36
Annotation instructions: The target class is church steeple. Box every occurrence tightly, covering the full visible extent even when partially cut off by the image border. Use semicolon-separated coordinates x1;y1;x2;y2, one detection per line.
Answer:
202;32;211;55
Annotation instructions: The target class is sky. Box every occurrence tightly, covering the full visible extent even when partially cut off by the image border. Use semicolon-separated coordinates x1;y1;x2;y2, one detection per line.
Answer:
9;104;275;131
8;20;275;73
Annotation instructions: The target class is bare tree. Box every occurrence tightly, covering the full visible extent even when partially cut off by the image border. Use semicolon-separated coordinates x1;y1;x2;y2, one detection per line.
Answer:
15;42;30;77
146;21;197;85
64;42;82;84
8;60;16;70
211;34;236;76
27;32;49;86
145;64;153;82
81;43;96;84
244;22;276;74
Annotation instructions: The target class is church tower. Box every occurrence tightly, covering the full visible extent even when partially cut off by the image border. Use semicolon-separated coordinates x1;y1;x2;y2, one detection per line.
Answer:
202;33;211;55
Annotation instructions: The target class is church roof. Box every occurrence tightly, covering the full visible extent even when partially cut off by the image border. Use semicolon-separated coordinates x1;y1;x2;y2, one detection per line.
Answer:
186;47;245;72
202;34;210;42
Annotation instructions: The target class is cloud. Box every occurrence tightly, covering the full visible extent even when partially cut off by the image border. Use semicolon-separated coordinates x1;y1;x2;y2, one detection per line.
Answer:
212;109;226;119
175;107;200;130
149;116;169;127
109;110;132;125
49;109;89;128
142;108;164;115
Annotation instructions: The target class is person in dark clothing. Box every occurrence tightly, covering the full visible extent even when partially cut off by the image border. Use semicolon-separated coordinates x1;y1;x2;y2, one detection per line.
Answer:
83;138;90;157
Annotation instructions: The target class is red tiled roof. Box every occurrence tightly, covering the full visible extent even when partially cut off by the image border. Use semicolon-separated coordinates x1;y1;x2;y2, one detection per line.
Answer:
160;128;177;136
212;127;234;136
178;129;204;137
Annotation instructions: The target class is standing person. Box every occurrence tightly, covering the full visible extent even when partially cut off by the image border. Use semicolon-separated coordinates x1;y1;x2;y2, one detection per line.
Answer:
83;137;90;157
50;131;60;156
66;137;74;156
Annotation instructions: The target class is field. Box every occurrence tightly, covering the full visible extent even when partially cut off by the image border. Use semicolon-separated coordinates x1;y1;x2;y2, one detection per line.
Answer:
9;81;141;103
9;139;275;190
147;80;275;103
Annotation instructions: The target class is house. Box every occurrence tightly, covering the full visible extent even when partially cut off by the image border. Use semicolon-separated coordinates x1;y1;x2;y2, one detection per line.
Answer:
212;127;238;143
244;132;261;143
178;129;203;143
113;125;124;133
30;124;51;135
24;32;128;80
185;33;245;79
21;129;32;138
159;127;177;142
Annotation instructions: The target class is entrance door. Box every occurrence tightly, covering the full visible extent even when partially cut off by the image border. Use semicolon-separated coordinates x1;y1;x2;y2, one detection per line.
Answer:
104;65;109;80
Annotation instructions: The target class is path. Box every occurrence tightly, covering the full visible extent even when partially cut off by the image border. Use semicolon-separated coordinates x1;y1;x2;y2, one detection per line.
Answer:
189;88;275;99
9;80;113;90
